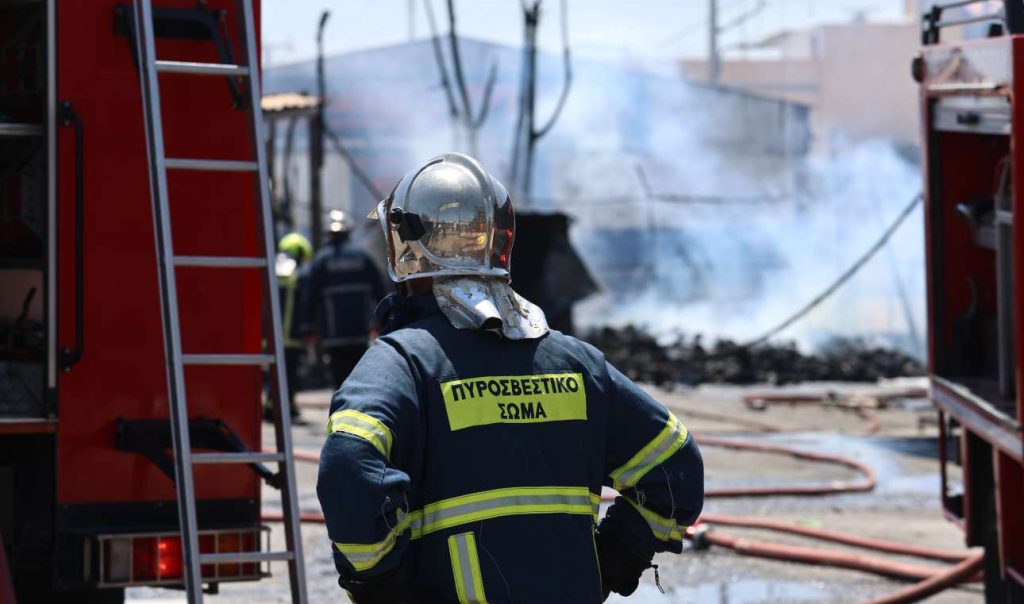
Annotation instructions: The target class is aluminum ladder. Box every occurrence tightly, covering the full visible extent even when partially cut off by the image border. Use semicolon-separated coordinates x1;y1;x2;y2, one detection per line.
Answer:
130;0;307;602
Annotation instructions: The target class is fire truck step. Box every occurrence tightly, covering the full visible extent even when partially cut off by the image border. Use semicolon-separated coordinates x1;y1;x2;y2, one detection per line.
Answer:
200;551;295;565
166;158;258;172
155;60;250;76
173;256;268;268
192;452;286;464
181;354;275;366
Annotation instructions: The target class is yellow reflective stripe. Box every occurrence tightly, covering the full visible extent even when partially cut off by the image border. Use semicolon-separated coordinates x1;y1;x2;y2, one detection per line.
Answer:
415;486;596;537
335;486;600;572
448;532;488;603
280;273;302;348
334;511;414;572
327;410;394;459
624;497;686;543
609;413;688;491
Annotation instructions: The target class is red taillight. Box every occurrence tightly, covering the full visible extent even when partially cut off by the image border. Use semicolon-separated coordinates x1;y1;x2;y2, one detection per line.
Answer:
131;537;157;582
217;533;240;578
157;537;183;580
99;529;265;586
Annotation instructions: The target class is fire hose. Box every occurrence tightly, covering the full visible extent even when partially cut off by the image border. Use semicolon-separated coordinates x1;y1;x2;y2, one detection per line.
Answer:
273;403;974;603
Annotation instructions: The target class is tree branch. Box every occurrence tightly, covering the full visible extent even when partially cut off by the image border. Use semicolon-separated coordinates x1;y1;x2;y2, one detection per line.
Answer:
446;0;474;122
421;0;459;119
532;0;571;141
472;60;499;129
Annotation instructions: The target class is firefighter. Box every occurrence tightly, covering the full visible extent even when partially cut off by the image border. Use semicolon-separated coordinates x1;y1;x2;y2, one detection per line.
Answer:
316;153;704;603
276;232;312;421
300;209;387;387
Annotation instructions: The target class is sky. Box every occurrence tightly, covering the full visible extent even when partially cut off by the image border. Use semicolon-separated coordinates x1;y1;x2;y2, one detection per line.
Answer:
261;0;913;67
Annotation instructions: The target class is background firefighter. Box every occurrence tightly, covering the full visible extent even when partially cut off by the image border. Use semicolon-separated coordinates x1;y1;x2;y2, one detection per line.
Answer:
316;153;704;603
300;209;388;388
277;232;313;421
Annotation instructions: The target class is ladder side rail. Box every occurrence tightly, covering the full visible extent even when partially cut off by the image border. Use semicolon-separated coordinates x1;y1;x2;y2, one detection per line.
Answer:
236;1;309;601
132;0;205;601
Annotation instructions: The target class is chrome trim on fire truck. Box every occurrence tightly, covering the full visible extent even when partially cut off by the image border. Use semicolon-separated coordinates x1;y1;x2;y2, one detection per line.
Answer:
0;123;43;137
932;377;1022;461
46;0;57;392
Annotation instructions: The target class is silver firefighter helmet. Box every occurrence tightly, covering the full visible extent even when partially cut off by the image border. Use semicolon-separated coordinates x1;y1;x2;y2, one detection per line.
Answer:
326;209;354;234
368;152;515;283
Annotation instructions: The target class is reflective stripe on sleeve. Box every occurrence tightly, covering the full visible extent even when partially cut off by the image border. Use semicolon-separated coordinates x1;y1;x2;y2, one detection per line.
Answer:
448;532;488;604
624;497;686;543
608;413;688;491
327;409;394;459
334;510;414;572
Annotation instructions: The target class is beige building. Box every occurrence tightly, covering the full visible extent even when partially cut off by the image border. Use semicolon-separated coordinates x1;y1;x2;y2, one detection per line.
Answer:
681;21;922;153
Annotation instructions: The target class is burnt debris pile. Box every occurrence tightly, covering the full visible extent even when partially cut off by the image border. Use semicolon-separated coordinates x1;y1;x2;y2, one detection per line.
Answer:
584;326;924;387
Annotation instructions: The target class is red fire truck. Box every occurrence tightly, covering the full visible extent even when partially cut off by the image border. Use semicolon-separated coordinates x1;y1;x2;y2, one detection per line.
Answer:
1;1;303;602
918;1;1024;600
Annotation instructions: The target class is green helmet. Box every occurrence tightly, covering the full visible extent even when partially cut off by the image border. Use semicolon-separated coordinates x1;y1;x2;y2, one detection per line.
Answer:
279;232;313;262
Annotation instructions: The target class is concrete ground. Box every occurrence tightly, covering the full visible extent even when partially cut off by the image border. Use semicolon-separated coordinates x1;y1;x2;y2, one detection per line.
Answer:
129;379;981;604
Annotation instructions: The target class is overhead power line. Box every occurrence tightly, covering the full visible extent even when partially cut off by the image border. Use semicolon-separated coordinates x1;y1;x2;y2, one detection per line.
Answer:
741;192;924;348
323;127;387;202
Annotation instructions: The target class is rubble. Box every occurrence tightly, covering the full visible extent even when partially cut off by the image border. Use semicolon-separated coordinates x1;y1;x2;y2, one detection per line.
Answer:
584;326;925;387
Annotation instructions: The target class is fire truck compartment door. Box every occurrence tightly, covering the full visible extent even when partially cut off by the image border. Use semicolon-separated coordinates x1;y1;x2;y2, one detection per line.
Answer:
934;96;1011;135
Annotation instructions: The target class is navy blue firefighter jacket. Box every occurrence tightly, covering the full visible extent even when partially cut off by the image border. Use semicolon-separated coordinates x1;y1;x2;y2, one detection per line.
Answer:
316;293;704;603
300;236;387;347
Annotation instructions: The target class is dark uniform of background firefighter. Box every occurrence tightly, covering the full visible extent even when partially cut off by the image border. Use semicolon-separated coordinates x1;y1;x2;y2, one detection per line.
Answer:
316;153;704;603
300;210;387;387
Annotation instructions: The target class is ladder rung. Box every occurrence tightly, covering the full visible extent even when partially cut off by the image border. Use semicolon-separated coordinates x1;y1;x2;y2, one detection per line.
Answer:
166;158;258;172
182;354;276;366
200;551;294;565
192;452;286;464
174;256;267;268
155;60;250;76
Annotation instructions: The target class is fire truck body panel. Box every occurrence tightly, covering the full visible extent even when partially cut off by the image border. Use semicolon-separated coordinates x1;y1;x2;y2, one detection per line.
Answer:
2;0;270;598
55;0;263;503
920;27;1024;594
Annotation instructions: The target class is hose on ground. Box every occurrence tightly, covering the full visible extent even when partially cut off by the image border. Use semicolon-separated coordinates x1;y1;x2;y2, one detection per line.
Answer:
596;434;876;501
860;550;984;604
698;513;969;563
696;528;971;582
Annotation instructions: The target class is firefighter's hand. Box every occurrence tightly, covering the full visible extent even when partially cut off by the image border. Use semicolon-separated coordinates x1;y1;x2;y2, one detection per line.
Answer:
596;522;653;600
344;577;408;604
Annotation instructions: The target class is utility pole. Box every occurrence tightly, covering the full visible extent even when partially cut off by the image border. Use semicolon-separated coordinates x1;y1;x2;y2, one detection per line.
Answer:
312;11;329;250
708;0;720;83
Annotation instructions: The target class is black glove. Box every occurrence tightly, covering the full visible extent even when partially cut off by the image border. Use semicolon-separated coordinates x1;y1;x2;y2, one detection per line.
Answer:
595;519;654;600
342;554;415;604
345;576;410;604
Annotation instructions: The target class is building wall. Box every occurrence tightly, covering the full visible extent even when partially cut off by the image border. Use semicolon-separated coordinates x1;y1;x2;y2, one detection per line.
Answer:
681;22;921;152
815;24;920;149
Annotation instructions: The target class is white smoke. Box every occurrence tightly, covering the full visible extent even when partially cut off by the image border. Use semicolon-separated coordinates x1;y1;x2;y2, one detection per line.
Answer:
267;43;926;357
